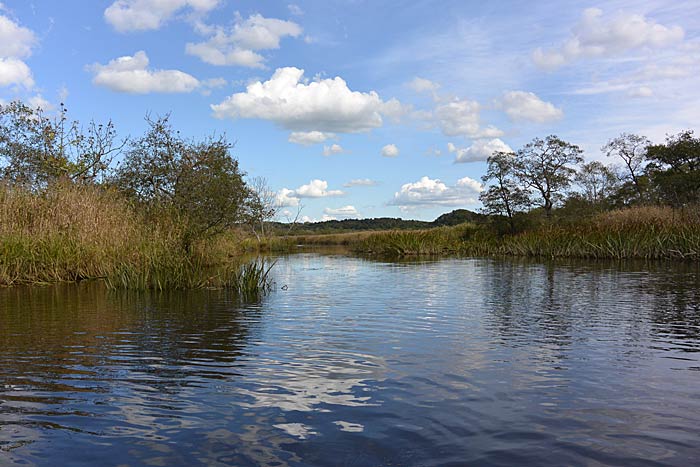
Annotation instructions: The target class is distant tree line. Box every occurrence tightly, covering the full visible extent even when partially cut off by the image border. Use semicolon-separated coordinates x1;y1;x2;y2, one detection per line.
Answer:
480;131;700;232
0;101;276;251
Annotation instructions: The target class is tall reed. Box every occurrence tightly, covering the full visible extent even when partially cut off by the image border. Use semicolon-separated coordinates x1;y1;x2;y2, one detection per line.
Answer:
350;206;700;260
0;183;274;293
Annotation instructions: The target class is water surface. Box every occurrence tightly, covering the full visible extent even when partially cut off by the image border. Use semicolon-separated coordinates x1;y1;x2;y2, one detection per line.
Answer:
1;254;699;466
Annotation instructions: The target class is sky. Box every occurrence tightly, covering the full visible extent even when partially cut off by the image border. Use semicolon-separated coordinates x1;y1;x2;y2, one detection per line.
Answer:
1;0;699;222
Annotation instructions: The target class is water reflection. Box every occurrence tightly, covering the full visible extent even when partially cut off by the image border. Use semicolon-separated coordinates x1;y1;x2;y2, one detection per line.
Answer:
1;255;699;466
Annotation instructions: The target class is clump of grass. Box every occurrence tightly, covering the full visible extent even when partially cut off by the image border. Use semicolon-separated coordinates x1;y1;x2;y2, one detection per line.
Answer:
0;183;274;294
355;224;477;256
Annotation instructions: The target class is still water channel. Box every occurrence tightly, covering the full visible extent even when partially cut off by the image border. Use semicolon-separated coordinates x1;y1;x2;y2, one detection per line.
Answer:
1;253;699;466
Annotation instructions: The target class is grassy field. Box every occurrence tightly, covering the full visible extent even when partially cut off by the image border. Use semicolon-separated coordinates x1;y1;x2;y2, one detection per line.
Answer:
0;183;273;293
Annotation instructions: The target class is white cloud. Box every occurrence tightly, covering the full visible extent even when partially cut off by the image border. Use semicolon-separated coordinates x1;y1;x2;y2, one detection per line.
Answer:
89;51;201;94
104;0;220;32
322;143;345;156
389;176;483;211
0;57;33;88
449;138;512;163
0;15;36;58
275;188;299;207
0;14;36;89
295;179;344;198
275;179;344;207
497;91;563;123
432;98;503;138
324;205;359;218
407;77;440;93
211;67;405;133
533;8;684;70
572;56;699;97
186;14;301;68
381;143;399;158
26;94;53;111
343;178;378;187
288;4;303;16
288;131;335;145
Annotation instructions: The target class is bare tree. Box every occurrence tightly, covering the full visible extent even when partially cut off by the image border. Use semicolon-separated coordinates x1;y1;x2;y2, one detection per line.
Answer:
245;176;278;241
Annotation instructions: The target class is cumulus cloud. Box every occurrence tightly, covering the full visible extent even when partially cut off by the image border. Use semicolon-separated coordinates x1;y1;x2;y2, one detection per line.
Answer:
288;131;335;145
296;179;344;198
322;143;345;156
533;8;684;70
432;98;503;138
276;188;300;207
389;176;483;211
0;15;36;58
186;14;301;68
449;138;513;163
407;77;440;94
0;58;33;88
276;179;345;207
381;143;399;158
497;91;563;123
324;205;359;218
343;178;379;187
0;14;36;88
211;67;406;133
104;0;220;32
89;51;202;94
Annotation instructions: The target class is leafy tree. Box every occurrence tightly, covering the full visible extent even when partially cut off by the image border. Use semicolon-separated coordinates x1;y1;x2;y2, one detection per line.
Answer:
480;151;531;232
513;135;583;217
114;115;248;251
602;133;650;200
575;161;618;205
0;101;121;189
646;130;700;207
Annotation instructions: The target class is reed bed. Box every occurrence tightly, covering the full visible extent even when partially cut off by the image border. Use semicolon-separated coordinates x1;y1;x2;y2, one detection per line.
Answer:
355;225;473;256
350;206;700;260
0;183;274;293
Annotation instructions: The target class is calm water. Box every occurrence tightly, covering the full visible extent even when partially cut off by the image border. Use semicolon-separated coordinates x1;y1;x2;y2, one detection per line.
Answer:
1;254;700;466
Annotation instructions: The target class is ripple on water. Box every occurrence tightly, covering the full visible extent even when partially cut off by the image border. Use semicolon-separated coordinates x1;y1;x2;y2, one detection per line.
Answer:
1;255;699;466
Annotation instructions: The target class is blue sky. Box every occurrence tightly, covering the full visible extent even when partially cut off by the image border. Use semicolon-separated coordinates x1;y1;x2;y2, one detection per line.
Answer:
1;0;699;221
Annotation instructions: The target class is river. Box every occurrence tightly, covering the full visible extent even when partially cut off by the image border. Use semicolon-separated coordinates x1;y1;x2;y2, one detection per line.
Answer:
1;253;699;466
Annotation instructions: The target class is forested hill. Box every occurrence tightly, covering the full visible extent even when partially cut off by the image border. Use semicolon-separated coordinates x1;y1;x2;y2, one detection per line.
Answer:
270;209;487;234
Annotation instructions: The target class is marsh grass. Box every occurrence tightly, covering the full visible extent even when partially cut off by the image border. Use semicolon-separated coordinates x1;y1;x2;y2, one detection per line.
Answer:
356;225;471;256
0;183;274;293
349;206;700;260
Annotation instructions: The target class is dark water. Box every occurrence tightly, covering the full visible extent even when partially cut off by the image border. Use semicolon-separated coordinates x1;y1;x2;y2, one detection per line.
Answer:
1;254;700;466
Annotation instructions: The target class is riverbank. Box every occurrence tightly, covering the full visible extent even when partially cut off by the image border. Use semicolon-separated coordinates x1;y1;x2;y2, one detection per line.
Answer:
2;183;698;291
363;207;700;259
0;183;272;294
281;206;700;260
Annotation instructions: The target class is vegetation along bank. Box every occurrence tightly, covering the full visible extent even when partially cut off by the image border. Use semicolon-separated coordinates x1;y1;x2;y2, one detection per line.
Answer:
1;100;699;291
